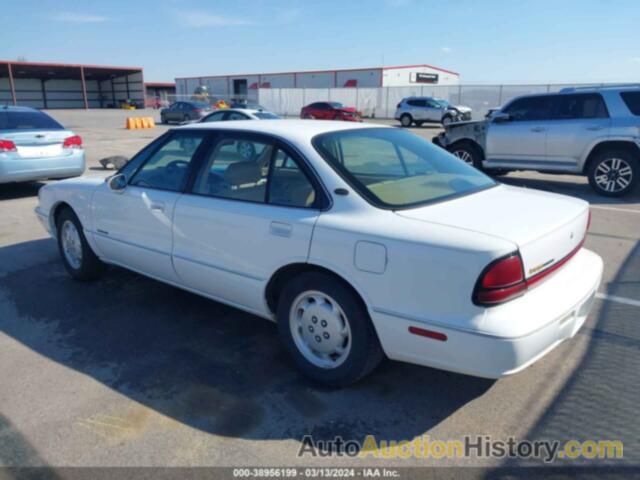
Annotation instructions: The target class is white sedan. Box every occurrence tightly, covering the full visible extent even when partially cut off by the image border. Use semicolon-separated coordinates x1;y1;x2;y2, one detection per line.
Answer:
35;120;603;386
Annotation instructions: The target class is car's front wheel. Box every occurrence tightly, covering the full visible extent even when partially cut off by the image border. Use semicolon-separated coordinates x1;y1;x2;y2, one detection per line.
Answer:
449;141;483;170
400;114;413;127
277;272;384;386
56;208;105;281
588;149;638;197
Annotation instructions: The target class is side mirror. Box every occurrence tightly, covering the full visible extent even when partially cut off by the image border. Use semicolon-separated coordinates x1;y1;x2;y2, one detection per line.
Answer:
492;112;511;123
107;173;127;192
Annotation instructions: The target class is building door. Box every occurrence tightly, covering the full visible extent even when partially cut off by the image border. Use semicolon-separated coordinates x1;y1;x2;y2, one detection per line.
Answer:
233;79;248;98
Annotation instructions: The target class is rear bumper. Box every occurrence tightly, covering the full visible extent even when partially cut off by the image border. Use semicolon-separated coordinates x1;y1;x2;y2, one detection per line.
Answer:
371;248;603;378
0;151;85;183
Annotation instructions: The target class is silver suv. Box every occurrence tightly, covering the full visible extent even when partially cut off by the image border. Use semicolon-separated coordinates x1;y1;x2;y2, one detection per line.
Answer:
434;86;640;196
395;97;472;127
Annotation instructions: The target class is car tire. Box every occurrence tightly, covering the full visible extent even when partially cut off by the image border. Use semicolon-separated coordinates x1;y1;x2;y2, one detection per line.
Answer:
449;142;483;170
442;114;454;126
303;114;315;120
237;141;256;160
56;208;106;281
276;271;384;387
160;115;167;124
588;149;639;197
183;114;190;124
400;114;413;127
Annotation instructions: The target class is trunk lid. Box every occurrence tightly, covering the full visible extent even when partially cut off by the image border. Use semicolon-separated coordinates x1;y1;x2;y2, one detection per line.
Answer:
396;184;589;280
0;130;74;159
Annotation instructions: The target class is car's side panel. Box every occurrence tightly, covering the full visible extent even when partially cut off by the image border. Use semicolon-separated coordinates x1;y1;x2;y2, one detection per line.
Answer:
91;183;182;283
172;194;319;316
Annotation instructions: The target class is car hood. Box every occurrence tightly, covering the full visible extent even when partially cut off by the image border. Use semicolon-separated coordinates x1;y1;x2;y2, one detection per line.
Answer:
395;184;590;279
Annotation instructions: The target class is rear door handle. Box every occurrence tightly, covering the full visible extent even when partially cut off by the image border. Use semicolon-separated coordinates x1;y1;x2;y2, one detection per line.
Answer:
269;221;292;238
530;127;546;132
150;202;165;212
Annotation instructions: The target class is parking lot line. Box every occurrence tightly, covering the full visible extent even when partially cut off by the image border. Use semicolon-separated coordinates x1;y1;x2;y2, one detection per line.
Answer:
596;292;640;308
590;205;640;214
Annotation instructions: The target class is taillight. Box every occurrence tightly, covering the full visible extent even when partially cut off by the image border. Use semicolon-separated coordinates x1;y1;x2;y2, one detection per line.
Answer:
194;108;203;113
0;139;17;152
63;135;82;149
474;253;526;306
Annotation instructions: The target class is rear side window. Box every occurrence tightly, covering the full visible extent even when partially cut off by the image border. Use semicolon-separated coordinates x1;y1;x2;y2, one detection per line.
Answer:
503;96;553;121
552;94;608;120
0;111;64;130
620;91;640;116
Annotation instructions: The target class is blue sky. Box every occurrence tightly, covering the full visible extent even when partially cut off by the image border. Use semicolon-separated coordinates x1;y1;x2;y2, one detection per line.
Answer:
2;0;639;84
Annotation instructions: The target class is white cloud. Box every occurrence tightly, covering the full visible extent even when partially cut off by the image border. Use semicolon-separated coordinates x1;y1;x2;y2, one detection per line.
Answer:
54;12;109;23
441;47;452;54
177;11;252;27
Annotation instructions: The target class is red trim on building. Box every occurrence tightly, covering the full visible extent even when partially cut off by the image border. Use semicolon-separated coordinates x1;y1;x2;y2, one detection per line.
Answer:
0;60;142;71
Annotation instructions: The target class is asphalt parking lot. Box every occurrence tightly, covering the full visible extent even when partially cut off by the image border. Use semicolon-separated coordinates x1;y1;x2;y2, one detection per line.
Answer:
1;109;639;470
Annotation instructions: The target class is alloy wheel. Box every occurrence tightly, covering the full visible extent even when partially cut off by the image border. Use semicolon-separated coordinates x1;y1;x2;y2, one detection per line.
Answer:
594;157;633;193
61;220;83;270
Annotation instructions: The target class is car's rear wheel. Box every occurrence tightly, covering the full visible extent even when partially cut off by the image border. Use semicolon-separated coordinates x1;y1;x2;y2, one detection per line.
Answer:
449;142;483;170
277;272;384;386
160;115;167;124
303;114;315;120
183;114;190;123
400;114;413;127
56;208;105;281
588;149;638;197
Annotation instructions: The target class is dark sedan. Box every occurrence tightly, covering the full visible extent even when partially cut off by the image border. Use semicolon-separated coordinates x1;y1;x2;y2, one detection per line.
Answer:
160;102;212;124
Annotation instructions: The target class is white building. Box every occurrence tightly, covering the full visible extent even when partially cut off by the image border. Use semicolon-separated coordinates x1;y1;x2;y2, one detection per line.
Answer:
175;64;459;99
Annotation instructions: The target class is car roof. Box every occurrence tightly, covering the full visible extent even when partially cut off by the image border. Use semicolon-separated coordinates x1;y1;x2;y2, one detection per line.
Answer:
178;119;387;141
0;105;40;112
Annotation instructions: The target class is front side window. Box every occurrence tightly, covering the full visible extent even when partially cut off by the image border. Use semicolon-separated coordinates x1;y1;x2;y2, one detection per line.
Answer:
129;132;205;191
313;128;495;208
202;111;226;122
503;96;553;121
192;136;318;208
407;99;426;107
551;94;608;120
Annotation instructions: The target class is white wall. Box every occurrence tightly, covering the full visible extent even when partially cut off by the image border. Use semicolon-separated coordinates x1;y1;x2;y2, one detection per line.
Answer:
296;71;336;88
336;69;382;88
382;66;459;87
259;73;295;88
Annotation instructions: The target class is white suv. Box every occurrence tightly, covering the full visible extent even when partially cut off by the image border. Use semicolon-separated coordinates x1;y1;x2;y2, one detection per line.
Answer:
435;86;640;197
395;97;472;127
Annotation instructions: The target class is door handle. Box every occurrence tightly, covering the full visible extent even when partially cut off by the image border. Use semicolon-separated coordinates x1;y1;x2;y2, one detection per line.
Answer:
530;127;546;132
150;202;165;212
269;221;292;238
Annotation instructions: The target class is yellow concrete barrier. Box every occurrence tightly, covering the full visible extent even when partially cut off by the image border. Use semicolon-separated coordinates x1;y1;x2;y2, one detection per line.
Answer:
126;117;156;129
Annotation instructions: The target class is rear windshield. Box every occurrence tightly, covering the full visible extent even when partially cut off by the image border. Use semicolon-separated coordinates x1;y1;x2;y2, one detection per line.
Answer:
620;91;640;116
313;128;495;209
254;112;280;119
0;111;64;131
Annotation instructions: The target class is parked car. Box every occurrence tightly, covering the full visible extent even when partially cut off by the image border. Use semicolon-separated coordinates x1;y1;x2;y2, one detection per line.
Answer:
35;120;602;386
200;108;280;122
160;102;212;124
300;102;362;121
0;106;84;184
395;96;472;127
434;86;640;196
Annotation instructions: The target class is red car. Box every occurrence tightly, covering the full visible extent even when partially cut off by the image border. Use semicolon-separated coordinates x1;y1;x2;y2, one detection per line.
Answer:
300;102;362;122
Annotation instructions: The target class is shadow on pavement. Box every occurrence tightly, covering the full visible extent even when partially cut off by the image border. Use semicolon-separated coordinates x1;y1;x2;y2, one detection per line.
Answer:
0;238;494;446
0;182;44;201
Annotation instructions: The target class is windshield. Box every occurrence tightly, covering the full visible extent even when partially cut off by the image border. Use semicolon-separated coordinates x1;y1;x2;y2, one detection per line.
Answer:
328;102;345;108
0;111;64;131
313;128;495;208
254;112;280;119
436;99;452;108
